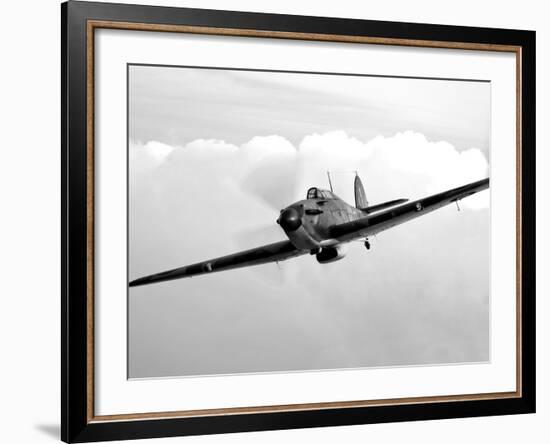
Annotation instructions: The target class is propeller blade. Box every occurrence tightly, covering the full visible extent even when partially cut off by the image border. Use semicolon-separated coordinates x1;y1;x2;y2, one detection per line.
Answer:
234;223;284;249
241;158;299;211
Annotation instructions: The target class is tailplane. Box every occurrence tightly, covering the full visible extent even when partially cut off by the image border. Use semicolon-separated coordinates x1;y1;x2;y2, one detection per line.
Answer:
355;174;408;213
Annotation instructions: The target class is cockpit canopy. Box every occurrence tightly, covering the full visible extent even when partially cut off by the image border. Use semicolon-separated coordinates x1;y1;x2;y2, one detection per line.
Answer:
306;187;336;200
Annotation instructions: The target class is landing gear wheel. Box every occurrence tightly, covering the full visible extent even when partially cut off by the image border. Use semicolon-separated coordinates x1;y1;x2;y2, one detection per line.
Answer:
364;240;371;250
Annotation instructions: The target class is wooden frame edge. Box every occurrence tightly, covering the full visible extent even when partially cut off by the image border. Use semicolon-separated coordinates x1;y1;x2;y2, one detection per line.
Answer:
89;19;521;52
86;19;95;424
90;391;520;423
84;19;525;425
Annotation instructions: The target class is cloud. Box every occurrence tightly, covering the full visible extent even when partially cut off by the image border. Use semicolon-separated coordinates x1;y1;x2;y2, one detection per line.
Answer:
129;140;174;174
358;131;489;209
184;138;240;155
241;134;296;163
128;131;490;377
130;130;489;211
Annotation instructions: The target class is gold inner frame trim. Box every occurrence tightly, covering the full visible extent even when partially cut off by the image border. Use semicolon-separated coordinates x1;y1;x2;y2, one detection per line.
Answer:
86;19;523;423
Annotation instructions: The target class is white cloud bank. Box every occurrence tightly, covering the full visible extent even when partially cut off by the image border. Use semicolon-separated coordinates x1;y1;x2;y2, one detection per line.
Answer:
128;130;490;378
130;130;489;211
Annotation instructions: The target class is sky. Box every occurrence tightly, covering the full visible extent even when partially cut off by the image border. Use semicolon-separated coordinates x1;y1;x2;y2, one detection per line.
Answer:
129;65;491;156
128;65;491;379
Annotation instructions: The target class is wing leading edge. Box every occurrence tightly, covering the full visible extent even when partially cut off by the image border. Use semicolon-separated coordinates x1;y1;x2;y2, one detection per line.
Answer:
129;240;304;287
130;178;489;287
330;177;489;242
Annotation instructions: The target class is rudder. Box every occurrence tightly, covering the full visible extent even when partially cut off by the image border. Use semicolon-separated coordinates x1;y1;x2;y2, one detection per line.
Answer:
354;175;368;209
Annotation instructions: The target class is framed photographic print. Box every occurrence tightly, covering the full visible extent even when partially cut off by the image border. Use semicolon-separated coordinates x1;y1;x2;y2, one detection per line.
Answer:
61;1;536;442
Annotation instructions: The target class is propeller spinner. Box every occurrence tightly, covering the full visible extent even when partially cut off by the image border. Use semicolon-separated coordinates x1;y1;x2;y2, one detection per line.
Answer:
277;207;302;232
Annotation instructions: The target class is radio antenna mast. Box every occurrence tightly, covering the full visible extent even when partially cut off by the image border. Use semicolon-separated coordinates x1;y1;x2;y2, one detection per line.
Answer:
327;171;334;192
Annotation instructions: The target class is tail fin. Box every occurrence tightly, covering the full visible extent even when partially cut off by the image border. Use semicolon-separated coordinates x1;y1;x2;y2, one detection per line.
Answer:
354;175;368;209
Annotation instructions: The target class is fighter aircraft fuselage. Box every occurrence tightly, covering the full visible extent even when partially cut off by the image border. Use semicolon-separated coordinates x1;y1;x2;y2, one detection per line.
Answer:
277;193;364;252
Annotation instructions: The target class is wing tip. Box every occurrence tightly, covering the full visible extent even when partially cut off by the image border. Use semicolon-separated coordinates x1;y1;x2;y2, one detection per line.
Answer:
128;278;146;288
129;275;161;287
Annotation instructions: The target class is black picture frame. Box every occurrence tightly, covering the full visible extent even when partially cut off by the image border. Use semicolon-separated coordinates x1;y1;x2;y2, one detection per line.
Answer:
61;1;536;442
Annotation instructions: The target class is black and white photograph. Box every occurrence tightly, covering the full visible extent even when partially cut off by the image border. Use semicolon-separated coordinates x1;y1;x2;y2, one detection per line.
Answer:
0;0;543;442
128;65;491;379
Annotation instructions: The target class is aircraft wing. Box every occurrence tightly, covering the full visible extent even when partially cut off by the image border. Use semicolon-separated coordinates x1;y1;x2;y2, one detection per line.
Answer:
330;178;489;242
129;240;304;287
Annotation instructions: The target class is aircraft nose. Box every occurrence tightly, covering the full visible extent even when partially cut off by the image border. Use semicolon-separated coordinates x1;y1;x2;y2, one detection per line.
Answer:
277;207;302;232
